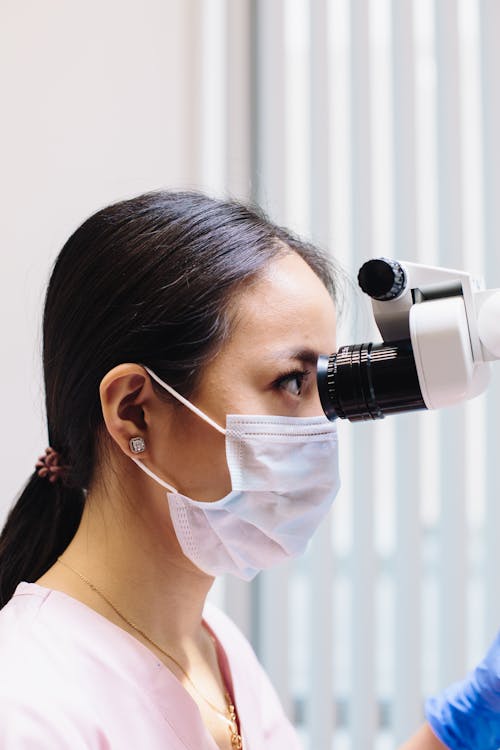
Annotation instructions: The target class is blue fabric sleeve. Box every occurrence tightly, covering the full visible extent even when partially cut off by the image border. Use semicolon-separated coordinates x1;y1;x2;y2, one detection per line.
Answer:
425;631;500;750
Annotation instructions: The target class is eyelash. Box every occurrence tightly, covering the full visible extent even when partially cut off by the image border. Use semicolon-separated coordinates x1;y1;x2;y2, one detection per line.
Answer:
273;369;311;397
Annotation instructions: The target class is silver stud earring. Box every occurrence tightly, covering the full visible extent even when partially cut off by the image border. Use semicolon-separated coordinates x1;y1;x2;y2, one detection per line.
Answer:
129;436;146;454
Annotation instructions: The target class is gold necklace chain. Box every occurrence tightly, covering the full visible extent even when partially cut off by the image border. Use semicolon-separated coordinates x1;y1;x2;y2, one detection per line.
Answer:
56;557;242;749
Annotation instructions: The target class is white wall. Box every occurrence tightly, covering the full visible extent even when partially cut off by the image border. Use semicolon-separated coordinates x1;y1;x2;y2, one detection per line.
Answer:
0;0;200;514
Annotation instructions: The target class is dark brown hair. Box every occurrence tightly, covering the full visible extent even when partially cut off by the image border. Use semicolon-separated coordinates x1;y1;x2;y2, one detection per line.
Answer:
0;190;340;606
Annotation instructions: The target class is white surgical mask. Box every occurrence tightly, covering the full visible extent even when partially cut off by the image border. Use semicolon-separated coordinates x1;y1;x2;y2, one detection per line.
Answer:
131;366;341;580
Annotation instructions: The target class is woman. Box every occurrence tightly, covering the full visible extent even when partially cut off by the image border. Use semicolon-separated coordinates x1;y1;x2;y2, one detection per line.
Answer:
0;191;497;749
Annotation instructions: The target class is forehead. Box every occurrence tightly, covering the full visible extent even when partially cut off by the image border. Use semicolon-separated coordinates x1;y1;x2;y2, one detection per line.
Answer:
228;252;336;359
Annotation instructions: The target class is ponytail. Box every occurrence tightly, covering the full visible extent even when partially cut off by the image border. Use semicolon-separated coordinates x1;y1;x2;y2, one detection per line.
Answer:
0;473;84;607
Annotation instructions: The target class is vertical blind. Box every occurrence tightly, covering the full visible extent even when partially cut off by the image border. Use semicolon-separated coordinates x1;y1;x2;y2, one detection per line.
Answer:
200;1;500;747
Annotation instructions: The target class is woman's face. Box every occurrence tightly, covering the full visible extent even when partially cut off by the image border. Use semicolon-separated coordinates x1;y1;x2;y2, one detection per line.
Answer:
152;251;337;501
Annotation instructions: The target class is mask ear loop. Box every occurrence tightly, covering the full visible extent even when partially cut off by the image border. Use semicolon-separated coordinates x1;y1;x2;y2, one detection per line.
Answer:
143;365;227;436
130;456;178;493
130;366;227;494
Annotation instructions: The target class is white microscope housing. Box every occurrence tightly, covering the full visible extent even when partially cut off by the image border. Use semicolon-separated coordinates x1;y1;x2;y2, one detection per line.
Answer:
317;258;500;421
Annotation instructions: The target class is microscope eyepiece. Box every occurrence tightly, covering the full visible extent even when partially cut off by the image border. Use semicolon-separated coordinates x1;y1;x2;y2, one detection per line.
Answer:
317;340;426;421
357;258;407;301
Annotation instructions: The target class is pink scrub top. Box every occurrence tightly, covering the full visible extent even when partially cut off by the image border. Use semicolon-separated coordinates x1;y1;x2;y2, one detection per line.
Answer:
0;582;302;749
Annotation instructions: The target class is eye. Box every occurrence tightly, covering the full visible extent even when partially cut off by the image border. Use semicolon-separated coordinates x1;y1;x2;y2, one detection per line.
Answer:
275;369;310;397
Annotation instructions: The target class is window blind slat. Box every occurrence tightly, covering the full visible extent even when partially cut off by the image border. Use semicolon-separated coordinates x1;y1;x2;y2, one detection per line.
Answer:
435;0;467;687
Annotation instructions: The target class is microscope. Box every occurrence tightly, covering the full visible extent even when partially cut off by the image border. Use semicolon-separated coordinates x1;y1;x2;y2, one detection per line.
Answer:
317;257;500;421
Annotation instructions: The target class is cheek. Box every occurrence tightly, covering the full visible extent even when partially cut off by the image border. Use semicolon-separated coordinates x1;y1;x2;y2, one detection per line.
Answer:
170;415;233;501
185;444;232;501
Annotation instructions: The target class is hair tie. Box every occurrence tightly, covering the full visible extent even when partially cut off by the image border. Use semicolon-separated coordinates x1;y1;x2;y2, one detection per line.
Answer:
35;447;67;484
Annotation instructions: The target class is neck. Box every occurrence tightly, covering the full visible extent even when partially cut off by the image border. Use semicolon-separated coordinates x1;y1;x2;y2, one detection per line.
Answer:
39;463;215;651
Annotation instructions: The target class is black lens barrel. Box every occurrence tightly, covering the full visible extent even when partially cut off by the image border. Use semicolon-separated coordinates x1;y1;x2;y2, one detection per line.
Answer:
317;339;426;421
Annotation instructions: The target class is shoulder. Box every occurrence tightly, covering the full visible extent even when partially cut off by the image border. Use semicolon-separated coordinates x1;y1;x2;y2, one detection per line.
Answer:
0;583;57;677
0;582;157;694
0;584;89;711
0;581;48;627
0;585;132;722
0;582;95;672
0;586;90;746
0;584;191;747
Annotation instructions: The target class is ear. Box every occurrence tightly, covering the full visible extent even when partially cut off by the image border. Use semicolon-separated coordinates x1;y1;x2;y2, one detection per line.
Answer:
99;363;159;459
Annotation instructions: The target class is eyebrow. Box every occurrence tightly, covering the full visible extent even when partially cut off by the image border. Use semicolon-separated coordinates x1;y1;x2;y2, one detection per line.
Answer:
267;347;320;366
